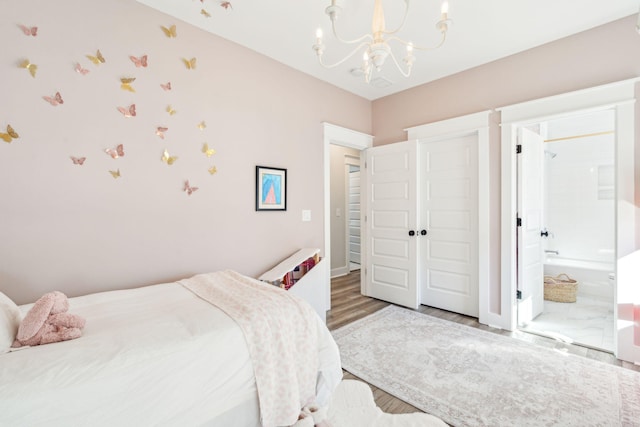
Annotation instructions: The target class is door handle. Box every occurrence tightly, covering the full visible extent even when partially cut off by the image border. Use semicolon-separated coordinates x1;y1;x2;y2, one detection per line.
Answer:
540;230;549;237
420;229;427;236
408;230;415;236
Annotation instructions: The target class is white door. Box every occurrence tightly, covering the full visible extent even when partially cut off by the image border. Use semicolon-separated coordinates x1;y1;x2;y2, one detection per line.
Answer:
419;135;479;317
517;127;545;325
348;166;361;267
364;141;419;309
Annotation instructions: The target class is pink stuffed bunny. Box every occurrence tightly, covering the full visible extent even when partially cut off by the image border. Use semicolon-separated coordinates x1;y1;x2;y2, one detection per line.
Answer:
12;291;85;348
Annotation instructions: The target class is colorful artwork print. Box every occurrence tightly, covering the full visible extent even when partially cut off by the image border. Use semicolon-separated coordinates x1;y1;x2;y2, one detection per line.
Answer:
255;166;286;211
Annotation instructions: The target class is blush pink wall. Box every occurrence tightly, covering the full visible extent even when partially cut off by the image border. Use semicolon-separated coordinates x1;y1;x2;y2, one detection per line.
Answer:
372;16;640;315
0;0;371;304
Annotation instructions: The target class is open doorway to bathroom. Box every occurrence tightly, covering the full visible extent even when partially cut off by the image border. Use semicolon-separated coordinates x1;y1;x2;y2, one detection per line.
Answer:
516;109;616;353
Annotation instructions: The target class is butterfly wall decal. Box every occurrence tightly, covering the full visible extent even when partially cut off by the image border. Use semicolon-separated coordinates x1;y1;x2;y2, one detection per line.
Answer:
202;143;216;157
156;126;168;139
161;149;178;165
160;82;172;91
19;25;38;36
220;1;232;10
19;59;37;78
120;77;136;92
0;124;19;143
201;9;211;18
86;49;105;65
166;105;177;116
109;169;121;179
197;121;206;130
75;63;90;75
208;166;218;175
184;180;199;195
105;144;125;159
129;55;148;68
70;156;86;165
117;104;136;118
161;25;177;38
43;91;63;106
182;57;196;70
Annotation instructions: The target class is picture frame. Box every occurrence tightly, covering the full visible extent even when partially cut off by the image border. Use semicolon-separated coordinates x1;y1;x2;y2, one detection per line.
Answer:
256;166;287;211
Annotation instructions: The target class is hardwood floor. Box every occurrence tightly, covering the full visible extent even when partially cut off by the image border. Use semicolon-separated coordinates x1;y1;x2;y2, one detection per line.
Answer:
327;269;640;416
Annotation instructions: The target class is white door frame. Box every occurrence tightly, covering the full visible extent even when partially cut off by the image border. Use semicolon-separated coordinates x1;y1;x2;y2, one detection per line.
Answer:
323;122;373;309
498;78;639;362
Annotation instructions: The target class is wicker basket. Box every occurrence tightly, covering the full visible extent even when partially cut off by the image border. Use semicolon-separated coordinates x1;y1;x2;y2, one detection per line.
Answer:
544;273;578;303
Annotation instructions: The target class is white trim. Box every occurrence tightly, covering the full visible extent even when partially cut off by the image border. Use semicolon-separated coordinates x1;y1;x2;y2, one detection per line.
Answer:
499;78;638;364
323;122;373;308
405;110;492;140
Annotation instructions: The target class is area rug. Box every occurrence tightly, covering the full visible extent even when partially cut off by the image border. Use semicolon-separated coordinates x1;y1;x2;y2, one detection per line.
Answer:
332;305;640;427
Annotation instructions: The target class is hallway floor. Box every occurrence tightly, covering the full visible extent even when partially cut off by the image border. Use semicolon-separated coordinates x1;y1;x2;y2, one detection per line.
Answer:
522;296;614;352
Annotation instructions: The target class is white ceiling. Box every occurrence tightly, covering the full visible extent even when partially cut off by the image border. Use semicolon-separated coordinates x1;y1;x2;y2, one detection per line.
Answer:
136;0;639;101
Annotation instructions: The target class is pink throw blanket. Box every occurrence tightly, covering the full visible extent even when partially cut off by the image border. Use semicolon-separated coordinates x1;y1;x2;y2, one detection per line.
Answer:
180;270;319;427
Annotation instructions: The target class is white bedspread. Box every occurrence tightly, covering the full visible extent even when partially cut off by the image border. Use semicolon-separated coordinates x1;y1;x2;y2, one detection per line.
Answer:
0;272;342;427
181;271;323;427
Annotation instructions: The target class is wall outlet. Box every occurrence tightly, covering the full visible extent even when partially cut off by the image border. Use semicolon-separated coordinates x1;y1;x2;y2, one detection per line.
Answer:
302;210;311;222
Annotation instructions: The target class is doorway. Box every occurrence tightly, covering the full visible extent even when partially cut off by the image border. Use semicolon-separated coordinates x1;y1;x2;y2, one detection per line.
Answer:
516;109;616;352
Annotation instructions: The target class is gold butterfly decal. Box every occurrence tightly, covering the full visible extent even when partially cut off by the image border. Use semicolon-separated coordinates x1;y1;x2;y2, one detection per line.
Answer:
109;169;121;179
43;91;63;106
120;77;136;92
161;149;178;165
184;180;199;195
19;59;37;78
220;1;232;10
182;57;196;70
117;104;136;118
160;82;172;91
129;55;148;68
70;156;86;165
19;25;38;36
105;144;125;159
208;166;218;175
0;124;19;143
75;63;89;75
161;25;177;38
201;9;211;18
156;126;168;139
86;49;105;65
166;105;177;116
202;143;216;157
197;121;206;130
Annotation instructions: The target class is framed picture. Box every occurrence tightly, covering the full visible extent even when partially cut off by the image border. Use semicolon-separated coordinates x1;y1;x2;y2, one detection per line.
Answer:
256;166;287;211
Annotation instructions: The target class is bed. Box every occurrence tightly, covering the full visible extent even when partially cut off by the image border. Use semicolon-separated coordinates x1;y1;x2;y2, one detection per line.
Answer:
0;270;342;427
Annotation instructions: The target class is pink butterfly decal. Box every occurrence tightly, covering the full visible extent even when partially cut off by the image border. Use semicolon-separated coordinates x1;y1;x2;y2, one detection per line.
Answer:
220;1;232;9
184;180;199;196
117;104;136;118
75;63;89;75
156;126;168;139
70;156;86;165
160;82;172;91
129;55;148;68
43;91;64;106
19;25;38;36
105;144;125;159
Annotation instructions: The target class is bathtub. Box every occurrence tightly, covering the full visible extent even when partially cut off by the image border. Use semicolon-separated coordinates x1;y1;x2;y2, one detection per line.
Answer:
543;256;614;302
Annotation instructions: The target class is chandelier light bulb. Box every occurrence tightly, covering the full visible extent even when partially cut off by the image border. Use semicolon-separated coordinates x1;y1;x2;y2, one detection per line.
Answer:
441;1;449;16
316;28;323;40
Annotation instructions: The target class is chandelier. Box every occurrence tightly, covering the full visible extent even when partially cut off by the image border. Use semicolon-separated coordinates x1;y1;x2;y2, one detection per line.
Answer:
313;0;451;83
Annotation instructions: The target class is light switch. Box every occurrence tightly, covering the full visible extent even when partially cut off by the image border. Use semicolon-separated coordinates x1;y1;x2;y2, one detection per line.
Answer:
302;210;311;222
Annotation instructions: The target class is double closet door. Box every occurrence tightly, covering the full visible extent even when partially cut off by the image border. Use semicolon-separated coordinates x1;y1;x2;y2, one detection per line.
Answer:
363;135;479;317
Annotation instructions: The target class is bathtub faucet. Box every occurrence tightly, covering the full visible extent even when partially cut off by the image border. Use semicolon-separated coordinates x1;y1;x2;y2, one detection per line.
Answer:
545;250;559;255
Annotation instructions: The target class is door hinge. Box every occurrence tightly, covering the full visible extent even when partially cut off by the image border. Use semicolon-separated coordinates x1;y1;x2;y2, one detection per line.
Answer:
516;290;522;300
516;144;522;154
516;217;522;227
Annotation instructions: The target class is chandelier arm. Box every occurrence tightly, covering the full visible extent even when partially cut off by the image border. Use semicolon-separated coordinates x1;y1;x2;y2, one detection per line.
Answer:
382;0;410;36
386;31;447;51
317;42;371;69
387;49;412;78
330;19;374;45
